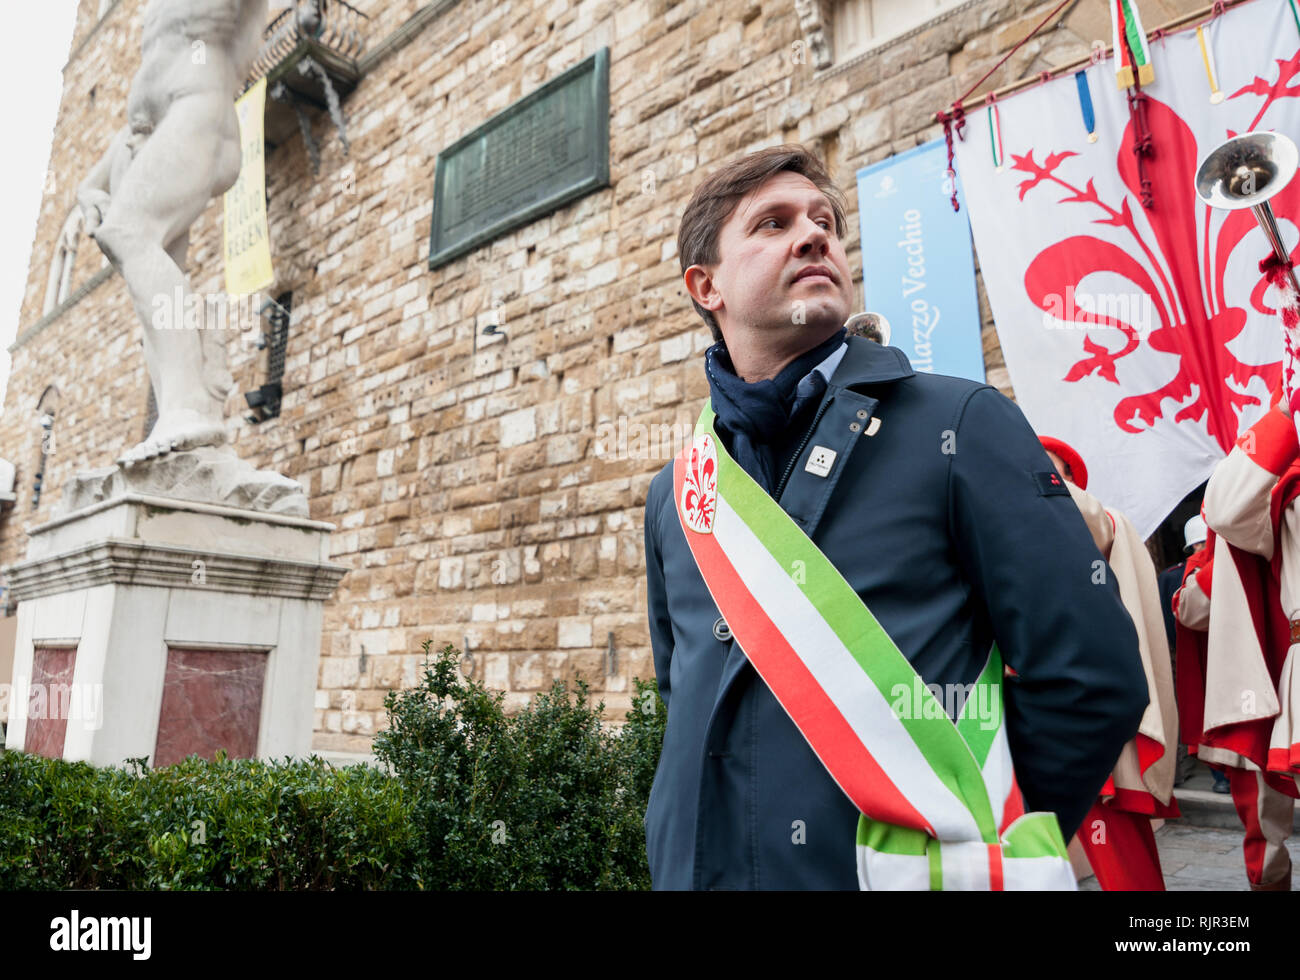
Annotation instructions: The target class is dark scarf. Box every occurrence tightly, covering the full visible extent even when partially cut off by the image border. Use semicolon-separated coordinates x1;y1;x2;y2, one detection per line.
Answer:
706;328;846;493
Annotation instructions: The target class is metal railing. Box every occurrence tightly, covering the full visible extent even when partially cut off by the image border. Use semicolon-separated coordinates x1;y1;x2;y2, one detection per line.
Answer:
250;0;369;81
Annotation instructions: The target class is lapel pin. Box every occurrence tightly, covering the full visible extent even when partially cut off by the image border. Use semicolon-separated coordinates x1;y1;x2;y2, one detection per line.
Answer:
805;446;837;478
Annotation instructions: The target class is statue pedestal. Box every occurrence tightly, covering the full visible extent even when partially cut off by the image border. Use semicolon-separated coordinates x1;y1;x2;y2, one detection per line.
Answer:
2;492;347;766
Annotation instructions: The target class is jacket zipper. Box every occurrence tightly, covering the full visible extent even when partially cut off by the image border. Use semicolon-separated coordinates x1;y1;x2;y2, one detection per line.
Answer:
773;395;833;501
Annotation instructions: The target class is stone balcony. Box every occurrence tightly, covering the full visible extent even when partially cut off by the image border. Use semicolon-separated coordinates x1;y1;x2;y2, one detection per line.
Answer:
247;0;370;156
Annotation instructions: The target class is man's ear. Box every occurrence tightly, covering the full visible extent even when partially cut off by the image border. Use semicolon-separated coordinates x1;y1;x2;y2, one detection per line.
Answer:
684;265;724;315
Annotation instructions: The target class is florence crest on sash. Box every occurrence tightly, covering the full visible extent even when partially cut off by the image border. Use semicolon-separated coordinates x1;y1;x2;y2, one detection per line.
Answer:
680;434;718;534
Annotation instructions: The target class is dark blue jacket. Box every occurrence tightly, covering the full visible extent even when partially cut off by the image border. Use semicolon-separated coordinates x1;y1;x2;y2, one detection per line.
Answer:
1157;562;1185;654
642;337;1149;890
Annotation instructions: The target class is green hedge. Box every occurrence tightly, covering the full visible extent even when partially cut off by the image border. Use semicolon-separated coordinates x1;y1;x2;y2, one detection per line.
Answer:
0;751;416;890
0;641;666;890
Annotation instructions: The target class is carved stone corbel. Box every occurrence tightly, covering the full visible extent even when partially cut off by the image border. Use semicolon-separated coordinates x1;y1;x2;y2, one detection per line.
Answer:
793;0;834;70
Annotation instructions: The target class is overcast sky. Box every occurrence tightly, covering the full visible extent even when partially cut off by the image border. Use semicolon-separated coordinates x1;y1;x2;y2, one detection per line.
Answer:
0;2;80;412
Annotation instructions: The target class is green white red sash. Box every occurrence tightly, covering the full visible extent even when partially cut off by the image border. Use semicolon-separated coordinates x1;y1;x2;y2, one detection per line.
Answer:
672;402;1076;890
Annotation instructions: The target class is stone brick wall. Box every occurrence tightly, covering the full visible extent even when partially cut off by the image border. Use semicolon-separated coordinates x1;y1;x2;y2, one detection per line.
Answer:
1;0;1207;753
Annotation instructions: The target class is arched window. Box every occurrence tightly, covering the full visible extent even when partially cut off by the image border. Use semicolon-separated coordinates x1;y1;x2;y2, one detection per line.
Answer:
42;210;84;317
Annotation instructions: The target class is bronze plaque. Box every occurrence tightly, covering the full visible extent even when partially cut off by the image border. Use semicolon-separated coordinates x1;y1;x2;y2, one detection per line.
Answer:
428;48;610;269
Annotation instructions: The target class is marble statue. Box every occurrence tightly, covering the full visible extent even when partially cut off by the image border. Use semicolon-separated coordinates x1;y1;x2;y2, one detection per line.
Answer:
77;0;271;466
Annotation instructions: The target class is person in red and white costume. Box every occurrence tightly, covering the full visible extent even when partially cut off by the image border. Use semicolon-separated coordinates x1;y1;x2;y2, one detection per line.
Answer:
1039;436;1179;891
1174;396;1300;890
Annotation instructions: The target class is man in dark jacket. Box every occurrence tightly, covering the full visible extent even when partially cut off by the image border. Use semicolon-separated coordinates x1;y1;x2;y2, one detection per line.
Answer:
641;144;1150;890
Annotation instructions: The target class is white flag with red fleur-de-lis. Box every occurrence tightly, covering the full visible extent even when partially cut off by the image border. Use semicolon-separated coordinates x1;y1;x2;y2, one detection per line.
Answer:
953;0;1300;537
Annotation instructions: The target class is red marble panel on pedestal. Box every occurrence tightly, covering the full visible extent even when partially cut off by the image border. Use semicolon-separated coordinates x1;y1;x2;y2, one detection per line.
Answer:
153;648;266;767
25;646;77;759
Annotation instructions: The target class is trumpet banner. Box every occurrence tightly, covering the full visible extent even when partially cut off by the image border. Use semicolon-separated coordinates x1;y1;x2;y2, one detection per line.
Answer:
953;0;1300;536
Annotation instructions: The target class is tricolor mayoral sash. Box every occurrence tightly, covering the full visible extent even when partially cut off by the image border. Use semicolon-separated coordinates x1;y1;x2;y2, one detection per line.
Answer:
673;403;1077;890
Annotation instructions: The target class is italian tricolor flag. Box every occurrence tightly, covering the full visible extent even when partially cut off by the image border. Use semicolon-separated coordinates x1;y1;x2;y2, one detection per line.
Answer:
1112;0;1155;88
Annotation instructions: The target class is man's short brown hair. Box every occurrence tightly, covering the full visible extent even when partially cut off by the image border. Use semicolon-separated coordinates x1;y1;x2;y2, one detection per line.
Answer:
677;144;848;342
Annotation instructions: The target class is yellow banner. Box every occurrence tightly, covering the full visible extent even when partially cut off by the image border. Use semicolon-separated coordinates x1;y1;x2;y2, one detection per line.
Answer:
224;77;274;296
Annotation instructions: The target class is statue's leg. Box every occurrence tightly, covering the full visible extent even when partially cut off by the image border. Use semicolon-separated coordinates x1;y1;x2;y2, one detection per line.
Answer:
134;229;191;420
93;92;241;463
164;228;190;273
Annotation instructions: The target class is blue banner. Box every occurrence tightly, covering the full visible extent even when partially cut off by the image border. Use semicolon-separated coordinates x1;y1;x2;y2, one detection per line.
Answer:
855;139;984;382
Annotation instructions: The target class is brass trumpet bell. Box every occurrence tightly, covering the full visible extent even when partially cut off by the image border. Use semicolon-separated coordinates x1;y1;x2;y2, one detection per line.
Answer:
844;311;891;346
1195;131;1299;210
1195;131;1300;294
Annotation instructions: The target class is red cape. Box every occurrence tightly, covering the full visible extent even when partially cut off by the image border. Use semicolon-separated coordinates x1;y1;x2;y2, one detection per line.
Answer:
1174;462;1300;799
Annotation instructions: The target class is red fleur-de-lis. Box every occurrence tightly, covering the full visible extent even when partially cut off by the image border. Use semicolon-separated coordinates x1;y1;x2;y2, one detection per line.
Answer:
1017;89;1290;446
681;436;718;533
